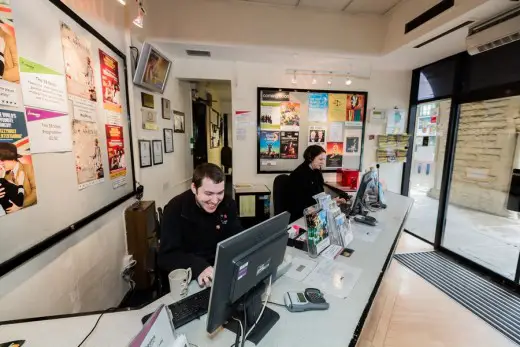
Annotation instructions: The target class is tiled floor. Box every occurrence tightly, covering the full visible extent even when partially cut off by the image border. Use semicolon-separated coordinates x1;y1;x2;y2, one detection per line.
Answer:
405;184;520;280
357;233;518;347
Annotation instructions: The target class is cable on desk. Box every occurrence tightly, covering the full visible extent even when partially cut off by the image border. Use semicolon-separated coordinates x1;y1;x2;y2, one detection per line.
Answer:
267;301;285;308
77;307;116;347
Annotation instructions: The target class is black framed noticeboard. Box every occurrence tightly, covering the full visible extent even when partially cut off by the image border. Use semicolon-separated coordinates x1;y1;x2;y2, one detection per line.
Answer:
257;87;368;174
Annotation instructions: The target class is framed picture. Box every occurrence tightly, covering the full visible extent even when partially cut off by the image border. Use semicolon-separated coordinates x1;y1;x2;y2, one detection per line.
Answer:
163;128;174;153
173;110;185;133
139;140;152;168
141;92;154;109
162;98;171;119
133;42;172;94
152;140;163;165
142;108;158;130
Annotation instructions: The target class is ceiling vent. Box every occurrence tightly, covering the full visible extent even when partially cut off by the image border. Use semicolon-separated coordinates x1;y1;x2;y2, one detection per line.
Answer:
186;50;211;57
466;4;520;55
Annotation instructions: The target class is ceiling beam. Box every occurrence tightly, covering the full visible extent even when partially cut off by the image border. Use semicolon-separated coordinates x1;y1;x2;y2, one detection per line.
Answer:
342;0;355;12
383;0;405;15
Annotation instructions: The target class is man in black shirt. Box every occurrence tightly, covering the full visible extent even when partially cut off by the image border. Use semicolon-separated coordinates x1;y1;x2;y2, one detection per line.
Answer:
159;163;243;287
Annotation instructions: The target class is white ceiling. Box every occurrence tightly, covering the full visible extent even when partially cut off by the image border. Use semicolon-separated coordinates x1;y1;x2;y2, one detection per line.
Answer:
232;0;403;14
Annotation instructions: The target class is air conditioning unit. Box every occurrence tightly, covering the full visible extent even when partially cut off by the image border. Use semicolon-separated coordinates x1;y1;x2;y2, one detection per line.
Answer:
466;4;520;55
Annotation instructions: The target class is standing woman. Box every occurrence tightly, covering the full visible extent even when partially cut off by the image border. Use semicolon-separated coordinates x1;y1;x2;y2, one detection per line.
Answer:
288;145;344;222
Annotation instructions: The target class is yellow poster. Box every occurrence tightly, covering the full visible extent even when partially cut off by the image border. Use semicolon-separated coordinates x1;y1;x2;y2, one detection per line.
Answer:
328;94;347;122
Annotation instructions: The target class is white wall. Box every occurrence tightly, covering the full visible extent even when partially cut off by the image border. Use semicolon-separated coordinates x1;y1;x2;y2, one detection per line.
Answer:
171;58;411;194
0;2;193;321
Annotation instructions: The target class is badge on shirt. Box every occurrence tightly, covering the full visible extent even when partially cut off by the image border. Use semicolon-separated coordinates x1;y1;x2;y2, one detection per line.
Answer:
220;214;228;225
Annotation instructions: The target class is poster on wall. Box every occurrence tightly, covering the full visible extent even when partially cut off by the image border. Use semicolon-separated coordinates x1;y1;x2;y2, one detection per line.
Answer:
72;119;104;190
280;131;299;159
326;142;343;168
99;50;122;113
260;102;281;130
308;126;326;147
259;131;280;159
60;22;97;102
308;93;328;123
0;109;38;217
105;124;126;189
0;1;22;108
345;129;362;156
328;94;347;122
328;122;343;142
280;102;300;131
25;107;72;154
386;109;406;134
19;57;68;113
346;94;365;126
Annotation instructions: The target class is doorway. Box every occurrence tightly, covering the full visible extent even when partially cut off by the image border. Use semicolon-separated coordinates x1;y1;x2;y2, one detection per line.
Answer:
191;81;233;195
404;99;451;243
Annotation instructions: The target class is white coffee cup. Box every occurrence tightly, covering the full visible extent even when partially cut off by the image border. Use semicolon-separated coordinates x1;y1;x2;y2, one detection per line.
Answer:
169;268;192;302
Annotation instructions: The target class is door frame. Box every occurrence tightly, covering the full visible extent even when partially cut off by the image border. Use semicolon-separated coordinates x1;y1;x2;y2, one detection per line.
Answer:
403;53;520;291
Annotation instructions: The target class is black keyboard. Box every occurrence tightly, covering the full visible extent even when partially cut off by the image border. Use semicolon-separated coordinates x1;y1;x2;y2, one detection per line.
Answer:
141;287;211;328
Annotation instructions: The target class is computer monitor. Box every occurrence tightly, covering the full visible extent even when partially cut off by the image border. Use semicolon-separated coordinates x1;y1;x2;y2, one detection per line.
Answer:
206;212;290;344
349;170;374;216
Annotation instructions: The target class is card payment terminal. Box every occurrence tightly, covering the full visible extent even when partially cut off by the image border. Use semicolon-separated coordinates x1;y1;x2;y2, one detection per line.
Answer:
283;288;329;312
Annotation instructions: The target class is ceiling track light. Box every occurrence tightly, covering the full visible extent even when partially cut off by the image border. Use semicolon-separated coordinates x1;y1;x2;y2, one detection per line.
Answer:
117;0;126;5
327;72;333;86
311;71;317;85
133;0;145;28
345;75;352;86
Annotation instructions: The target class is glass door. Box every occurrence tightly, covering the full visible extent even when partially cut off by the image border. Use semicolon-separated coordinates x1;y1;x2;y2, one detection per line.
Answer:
405;99;451;243
442;96;520;280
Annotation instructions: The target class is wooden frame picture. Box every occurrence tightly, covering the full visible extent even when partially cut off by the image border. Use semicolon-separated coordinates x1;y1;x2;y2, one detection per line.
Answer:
162;98;171;119
163;128;174;153
152;139;163;165
139;140;152;168
141;92;155;109
173;110;185;133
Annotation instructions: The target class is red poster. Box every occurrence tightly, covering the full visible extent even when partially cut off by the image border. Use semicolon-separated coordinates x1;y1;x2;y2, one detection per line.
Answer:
326;142;343;168
105;125;126;182
99;50;122;113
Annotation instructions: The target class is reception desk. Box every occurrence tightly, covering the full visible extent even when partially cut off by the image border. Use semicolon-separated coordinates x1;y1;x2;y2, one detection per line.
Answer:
0;192;413;347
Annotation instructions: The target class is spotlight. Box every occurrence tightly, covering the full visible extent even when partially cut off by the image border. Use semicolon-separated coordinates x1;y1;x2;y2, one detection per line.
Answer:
345;77;352;86
117;0;126;5
312;71;317;85
133;13;144;28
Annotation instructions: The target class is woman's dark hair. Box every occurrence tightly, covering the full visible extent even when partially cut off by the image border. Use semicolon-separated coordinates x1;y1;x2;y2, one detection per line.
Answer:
192;163;225;189
303;145;326;163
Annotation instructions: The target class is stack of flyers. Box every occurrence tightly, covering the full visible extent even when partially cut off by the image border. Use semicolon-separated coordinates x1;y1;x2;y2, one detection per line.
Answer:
304;206;330;257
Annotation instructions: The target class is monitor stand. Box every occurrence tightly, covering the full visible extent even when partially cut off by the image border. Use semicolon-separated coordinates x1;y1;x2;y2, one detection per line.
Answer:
224;285;280;345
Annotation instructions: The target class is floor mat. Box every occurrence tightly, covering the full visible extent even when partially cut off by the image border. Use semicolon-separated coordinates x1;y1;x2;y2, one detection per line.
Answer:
394;251;520;345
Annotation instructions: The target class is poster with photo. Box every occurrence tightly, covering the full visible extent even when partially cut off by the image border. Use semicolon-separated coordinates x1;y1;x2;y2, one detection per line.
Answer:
260;102;281;130
72;119;104;190
280;102;300;131
280;131;299;159
346;94;365;125
259;131;280;159
345;134;361;156
328;94;347;122
326;142;343;168
0;1;22;108
0;109;38;217
60;22;97;102
99;50;122;113
105;125;126;189
308;93;328;123
308;126;326;146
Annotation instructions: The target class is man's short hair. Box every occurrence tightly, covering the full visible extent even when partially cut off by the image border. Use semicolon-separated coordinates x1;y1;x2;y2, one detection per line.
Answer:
192;163;225;189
